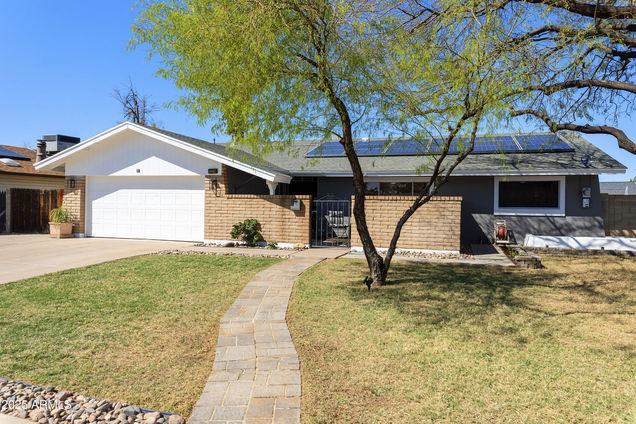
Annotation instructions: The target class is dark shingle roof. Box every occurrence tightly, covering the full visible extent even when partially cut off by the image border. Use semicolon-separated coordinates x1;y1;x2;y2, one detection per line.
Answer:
247;131;626;176
140;125;626;177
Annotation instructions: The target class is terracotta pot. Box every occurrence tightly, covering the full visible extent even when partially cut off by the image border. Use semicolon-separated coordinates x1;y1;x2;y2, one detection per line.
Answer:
49;222;73;239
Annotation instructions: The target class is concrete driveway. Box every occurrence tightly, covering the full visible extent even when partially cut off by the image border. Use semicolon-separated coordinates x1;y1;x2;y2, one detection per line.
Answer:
0;235;193;285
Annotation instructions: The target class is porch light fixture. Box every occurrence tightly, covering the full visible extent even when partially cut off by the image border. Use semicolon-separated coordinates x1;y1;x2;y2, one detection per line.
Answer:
68;178;75;188
208;178;221;196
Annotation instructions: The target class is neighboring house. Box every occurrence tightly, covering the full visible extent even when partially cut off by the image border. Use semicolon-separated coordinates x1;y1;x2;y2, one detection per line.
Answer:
33;122;626;252
0;144;65;233
599;181;636;237
600;181;636;195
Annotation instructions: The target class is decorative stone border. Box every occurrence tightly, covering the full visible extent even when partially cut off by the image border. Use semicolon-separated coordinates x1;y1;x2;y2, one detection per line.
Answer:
0;378;184;424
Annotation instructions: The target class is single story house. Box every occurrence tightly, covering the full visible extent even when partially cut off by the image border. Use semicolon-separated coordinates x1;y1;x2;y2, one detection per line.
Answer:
600;181;636;195
33;122;626;252
1;145;65;233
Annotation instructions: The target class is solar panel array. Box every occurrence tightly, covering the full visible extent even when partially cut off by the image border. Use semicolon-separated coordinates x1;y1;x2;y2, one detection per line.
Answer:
0;146;29;160
305;134;574;157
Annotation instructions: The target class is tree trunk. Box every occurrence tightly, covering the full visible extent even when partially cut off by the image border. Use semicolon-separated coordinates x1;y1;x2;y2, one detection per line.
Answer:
317;65;389;285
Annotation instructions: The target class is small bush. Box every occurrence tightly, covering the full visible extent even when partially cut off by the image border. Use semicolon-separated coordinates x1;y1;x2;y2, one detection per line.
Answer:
49;207;71;223
230;218;262;246
268;241;278;249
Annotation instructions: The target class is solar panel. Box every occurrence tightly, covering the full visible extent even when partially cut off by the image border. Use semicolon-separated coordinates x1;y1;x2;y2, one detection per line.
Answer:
515;134;573;152
304;134;573;157
0;146;29;160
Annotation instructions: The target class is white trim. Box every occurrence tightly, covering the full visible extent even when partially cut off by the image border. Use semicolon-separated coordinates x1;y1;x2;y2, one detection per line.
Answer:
493;175;565;216
34;122;291;184
290;168;625;177
266;181;278;195
350;246;460;255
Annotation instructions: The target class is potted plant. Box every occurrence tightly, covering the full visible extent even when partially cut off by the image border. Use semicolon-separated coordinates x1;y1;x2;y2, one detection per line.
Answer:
49;207;73;238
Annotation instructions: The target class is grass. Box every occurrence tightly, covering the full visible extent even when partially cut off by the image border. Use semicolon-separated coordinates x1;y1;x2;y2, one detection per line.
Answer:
0;254;281;416
288;255;636;423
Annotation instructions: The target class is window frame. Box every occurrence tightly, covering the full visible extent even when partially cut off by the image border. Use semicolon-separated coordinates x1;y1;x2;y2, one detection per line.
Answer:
493;175;566;216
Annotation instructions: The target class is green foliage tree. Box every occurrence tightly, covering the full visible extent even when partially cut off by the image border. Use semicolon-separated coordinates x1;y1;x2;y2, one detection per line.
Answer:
131;0;634;286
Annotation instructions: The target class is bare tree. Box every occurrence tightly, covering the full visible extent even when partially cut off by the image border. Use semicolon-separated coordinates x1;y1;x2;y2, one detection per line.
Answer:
112;80;159;126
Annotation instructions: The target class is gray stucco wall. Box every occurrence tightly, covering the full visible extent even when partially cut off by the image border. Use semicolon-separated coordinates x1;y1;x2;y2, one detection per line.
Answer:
437;175;605;244
296;174;605;245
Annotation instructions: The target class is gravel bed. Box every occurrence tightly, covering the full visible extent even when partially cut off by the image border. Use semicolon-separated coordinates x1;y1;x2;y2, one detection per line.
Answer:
0;378;184;424
392;251;473;260
153;249;293;258
195;242;304;251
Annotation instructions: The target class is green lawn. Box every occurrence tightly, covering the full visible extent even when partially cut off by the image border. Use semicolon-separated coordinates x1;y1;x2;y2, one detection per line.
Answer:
288;255;636;423
0;254;281;416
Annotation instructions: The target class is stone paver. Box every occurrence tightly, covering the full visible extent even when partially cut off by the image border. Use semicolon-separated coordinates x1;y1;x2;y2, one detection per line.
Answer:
190;250;345;424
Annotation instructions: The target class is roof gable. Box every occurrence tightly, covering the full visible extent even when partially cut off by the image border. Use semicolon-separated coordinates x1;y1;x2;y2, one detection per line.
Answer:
34;122;291;183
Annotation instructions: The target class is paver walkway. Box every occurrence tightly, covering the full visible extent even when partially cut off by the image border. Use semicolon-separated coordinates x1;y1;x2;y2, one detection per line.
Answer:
189;249;345;424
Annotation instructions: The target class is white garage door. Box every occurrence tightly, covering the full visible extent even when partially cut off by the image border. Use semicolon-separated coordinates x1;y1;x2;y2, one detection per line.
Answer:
86;176;204;241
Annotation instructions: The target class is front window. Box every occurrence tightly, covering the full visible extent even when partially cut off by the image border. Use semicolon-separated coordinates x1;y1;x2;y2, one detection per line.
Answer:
364;181;430;196
494;176;565;216
379;182;412;195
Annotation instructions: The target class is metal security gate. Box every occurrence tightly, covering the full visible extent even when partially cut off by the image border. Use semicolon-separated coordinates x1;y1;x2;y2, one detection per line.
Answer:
311;199;351;247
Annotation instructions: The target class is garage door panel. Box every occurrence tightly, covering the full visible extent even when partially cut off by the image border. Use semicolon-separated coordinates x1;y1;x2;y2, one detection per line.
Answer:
87;176;204;241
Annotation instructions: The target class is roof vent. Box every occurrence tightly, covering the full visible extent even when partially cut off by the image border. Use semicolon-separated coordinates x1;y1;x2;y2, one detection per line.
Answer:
0;158;20;167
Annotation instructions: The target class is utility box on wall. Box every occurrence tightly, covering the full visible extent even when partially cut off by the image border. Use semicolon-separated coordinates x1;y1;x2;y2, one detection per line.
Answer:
290;198;301;210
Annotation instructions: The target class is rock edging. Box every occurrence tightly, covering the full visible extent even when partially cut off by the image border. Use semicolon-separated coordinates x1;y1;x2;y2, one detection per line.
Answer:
0;378;184;424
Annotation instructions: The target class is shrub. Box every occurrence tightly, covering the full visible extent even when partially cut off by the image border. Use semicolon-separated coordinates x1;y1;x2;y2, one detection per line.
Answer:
49;207;71;223
268;241;278;249
230;218;262;246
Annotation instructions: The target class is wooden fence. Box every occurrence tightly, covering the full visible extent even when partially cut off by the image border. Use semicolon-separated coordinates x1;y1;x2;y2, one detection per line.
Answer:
9;188;64;233
601;194;636;237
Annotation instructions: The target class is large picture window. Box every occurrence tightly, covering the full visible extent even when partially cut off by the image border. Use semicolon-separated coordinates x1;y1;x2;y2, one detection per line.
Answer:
494;176;565;216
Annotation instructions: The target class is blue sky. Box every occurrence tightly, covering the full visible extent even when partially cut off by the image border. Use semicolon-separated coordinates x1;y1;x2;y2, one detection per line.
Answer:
0;1;633;181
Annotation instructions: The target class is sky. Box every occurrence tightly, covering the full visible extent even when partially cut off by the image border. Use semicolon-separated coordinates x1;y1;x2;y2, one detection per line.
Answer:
0;1;634;182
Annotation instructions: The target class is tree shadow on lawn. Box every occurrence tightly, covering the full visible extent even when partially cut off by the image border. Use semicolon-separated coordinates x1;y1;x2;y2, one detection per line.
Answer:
341;260;634;329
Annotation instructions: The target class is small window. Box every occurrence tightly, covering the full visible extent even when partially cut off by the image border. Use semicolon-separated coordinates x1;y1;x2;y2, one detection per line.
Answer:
494;176;565;216
364;182;379;195
413;182;428;195
380;182;412;195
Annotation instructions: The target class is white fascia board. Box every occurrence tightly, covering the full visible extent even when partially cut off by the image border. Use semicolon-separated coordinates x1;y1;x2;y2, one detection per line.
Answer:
289;168;625;178
34;122;291;184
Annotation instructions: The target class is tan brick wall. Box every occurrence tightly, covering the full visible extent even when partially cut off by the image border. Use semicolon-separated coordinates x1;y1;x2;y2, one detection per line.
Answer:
62;176;86;235
204;167;311;245
601;194;636;237
350;196;462;251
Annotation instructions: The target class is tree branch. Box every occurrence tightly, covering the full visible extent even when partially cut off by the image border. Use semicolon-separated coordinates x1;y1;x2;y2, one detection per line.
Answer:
510;108;636;154
531;79;636;95
513;0;636;19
